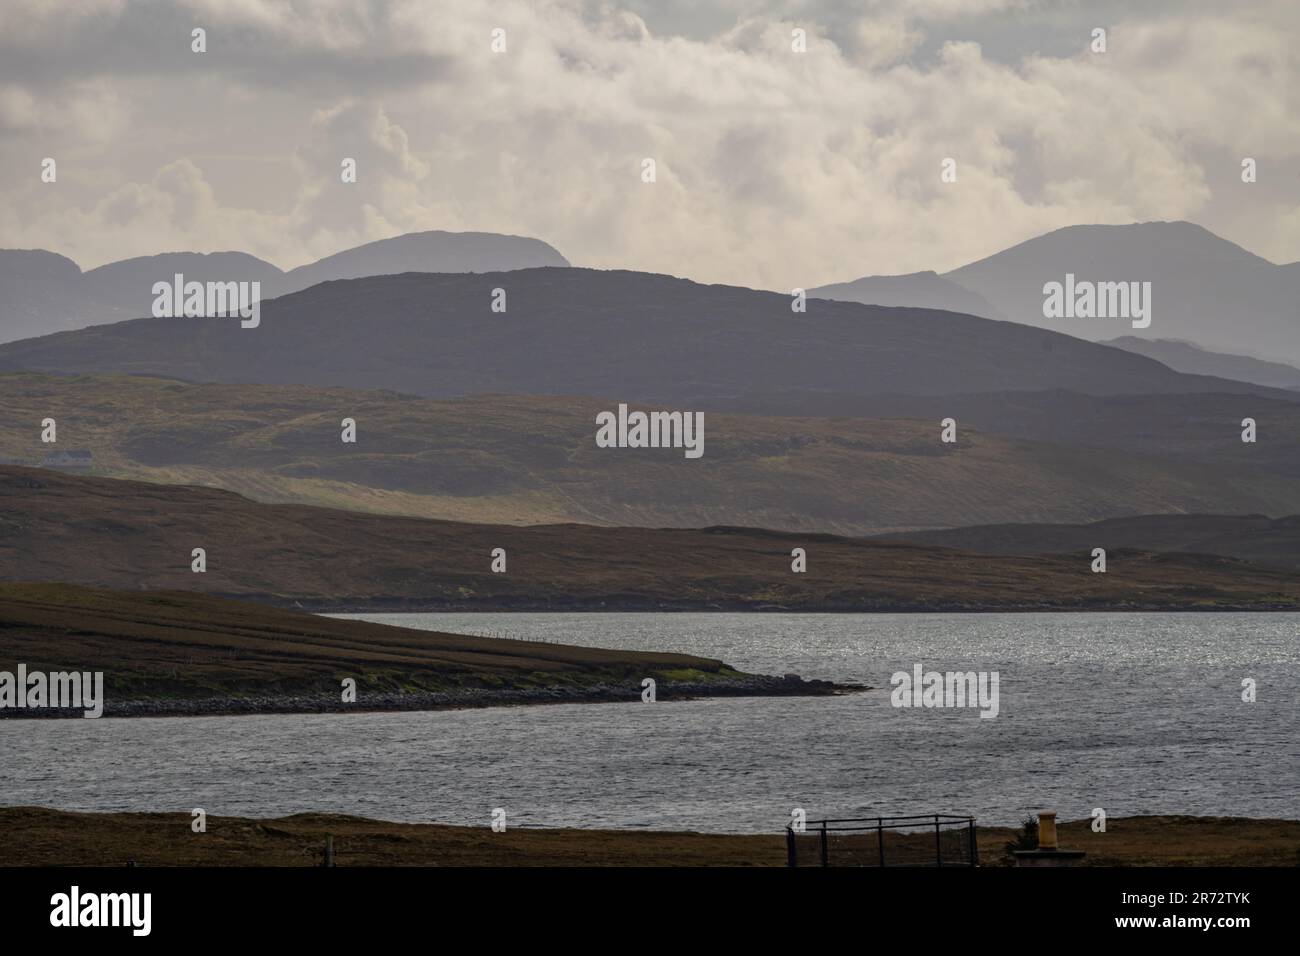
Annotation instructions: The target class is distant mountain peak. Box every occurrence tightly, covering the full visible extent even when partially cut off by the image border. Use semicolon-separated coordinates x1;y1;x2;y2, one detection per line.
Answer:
0;248;82;279
274;230;570;296
959;220;1275;270
0;230;572;343
941;220;1298;363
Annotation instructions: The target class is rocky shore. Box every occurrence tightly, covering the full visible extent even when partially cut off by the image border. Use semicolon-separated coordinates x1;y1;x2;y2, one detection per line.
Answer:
1;672;850;719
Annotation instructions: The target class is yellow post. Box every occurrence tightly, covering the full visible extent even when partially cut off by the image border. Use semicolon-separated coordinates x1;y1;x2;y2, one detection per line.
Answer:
1038;811;1058;850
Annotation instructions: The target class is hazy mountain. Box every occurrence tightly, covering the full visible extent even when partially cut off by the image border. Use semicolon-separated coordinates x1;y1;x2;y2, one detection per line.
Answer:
0;248;80;283
4;372;1300;534
80;251;284;326
872;513;1300;572
809;270;1000;317
4;467;1297;611
275;231;569;295
0;250;98;342
0;268;1287;405
943;221;1300;364
1101;336;1300;391
0;231;570;344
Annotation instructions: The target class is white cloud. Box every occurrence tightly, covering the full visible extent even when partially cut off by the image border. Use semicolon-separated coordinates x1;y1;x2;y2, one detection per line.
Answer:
0;0;126;42
0;0;1295;281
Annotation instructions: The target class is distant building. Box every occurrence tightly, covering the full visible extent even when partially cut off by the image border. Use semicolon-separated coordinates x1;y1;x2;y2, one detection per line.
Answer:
42;449;93;469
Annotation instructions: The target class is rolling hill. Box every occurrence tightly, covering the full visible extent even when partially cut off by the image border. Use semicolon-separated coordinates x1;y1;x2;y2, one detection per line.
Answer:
2;466;1298;610
0;268;1289;407
873;513;1300;572
1101;336;1300;391
3;373;1300;533
729;388;1300;480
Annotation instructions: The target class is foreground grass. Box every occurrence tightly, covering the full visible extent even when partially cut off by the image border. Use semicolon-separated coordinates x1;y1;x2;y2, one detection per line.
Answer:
1;808;1295;867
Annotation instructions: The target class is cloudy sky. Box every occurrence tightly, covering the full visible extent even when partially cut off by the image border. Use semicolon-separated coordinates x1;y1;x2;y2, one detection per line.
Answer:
1;0;1296;288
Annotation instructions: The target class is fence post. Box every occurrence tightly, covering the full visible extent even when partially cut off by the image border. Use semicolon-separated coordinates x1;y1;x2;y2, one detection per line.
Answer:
819;821;828;867
877;817;885;867
969;818;978;867
786;827;797;868
935;815;942;867
324;834;335;868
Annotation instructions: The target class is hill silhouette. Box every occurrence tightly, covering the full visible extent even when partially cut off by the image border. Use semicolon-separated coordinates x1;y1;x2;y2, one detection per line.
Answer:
0;230;569;343
0;268;1288;407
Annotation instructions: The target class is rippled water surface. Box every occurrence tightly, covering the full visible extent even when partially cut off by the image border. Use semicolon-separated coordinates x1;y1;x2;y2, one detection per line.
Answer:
2;613;1296;831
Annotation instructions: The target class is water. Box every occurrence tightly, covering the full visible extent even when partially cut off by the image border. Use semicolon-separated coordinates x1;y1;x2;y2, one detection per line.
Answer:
2;613;1296;831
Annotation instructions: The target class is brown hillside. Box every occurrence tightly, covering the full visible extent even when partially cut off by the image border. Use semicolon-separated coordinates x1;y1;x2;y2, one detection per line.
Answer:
3;372;1298;534
2;467;1298;610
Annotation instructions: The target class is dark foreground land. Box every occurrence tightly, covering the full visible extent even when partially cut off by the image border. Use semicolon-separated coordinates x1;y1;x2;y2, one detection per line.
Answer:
0;583;836;717
1;808;1296;867
5;467;1300;611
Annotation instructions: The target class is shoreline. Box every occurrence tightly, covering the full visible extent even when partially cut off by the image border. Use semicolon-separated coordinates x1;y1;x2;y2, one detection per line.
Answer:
3;583;861;720
0;673;854;720
315;602;1300;614
3;808;1297;867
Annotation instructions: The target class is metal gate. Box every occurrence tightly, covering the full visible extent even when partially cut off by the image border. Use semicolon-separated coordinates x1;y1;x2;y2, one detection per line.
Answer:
787;814;978;867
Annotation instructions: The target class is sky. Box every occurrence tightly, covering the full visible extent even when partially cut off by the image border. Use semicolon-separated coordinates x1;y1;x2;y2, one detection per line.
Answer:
1;0;1296;289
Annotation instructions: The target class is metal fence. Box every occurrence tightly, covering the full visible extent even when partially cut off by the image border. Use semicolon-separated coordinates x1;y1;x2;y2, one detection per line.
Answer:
786;814;978;867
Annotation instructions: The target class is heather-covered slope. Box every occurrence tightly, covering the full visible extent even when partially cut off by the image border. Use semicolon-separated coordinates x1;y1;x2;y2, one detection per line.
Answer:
3;374;1299;533
3;467;1298;610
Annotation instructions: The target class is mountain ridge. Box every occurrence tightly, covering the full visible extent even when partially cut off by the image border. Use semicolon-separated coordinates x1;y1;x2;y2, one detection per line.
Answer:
2;267;1292;407
0;230;570;343
808;270;1001;318
1100;336;1300;391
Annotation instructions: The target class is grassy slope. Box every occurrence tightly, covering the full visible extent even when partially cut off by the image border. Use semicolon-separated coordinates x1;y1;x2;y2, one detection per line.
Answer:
2;372;1299;535
0;582;740;702
1;808;1295;866
3;466;1300;610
